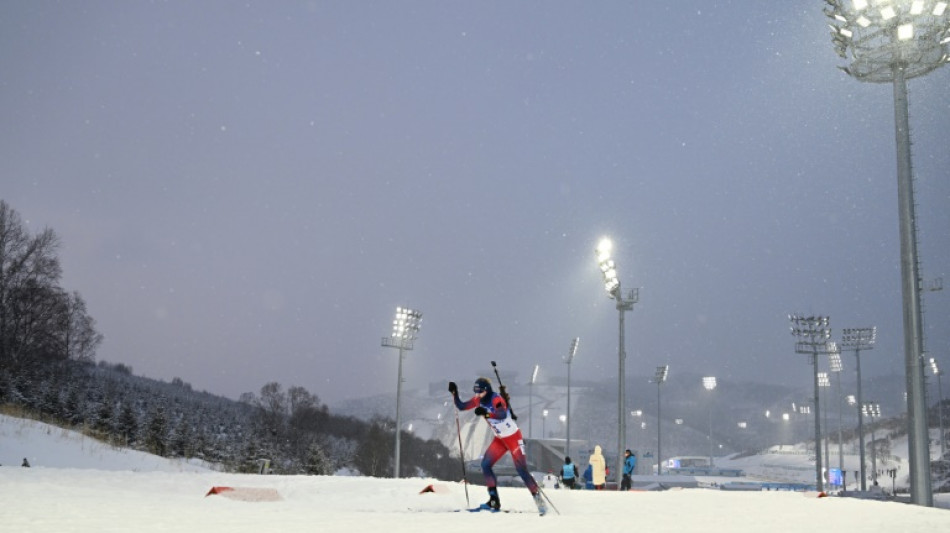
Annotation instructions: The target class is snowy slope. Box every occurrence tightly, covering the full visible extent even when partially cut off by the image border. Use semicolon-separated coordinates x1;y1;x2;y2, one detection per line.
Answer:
0;414;212;472
1;413;950;533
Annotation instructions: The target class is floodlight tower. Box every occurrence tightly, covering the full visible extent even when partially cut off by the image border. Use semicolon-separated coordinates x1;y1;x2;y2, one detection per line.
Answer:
789;314;832;492
825;0;950;506
863;402;883;485
529;364;540;439
564;337;580;458
842;326;877;491
819;372;832;485
703;376;717;467
828;343;846;487
595;237;639;488
931;357;946;457
381;306;423;478
653;365;669;475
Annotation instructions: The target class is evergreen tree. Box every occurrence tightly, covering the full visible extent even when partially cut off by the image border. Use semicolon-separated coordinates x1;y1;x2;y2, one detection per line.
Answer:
305;440;333;475
116;401;138;446
354;417;392;477
145;404;168;456
94;398;114;437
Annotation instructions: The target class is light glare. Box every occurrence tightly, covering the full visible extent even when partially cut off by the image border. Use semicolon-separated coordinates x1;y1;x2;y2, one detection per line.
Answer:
898;23;915;41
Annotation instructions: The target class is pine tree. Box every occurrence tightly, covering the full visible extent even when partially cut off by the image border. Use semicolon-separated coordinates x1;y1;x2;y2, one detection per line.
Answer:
145;404;168;456
116;401;138;446
94;398;114;437
305;440;333;475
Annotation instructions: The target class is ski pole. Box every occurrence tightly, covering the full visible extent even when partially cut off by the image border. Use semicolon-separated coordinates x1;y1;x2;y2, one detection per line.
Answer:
489;360;517;420
454;405;470;507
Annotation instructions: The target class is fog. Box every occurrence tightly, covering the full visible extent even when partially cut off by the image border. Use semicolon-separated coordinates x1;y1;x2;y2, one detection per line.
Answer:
2;2;948;405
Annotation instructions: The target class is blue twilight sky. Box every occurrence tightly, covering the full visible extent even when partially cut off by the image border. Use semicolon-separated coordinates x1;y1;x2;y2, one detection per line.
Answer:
2;1;948;405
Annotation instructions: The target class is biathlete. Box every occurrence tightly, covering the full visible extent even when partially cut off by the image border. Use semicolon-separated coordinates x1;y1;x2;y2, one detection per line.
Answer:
449;377;546;515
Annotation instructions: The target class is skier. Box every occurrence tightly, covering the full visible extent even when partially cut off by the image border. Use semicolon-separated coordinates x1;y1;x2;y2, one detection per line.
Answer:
449;377;547;515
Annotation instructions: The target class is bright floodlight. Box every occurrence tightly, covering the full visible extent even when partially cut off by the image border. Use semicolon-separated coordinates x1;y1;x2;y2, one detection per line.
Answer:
596;238;620;295
826;0;950;81
828;342;844;373
703;376;717;391
391;307;423;344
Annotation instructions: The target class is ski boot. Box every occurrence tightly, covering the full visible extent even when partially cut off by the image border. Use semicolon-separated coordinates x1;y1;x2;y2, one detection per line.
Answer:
481;487;500;511
532;491;547;516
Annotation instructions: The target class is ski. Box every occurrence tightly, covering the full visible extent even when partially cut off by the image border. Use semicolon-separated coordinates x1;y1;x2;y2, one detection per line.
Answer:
463;506;532;514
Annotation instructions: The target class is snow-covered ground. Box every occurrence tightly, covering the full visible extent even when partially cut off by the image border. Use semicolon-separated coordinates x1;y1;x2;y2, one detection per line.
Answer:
2;414;949;532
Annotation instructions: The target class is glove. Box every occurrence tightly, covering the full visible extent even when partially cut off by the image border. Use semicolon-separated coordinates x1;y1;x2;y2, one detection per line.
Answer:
474;406;489;417
448;381;458;394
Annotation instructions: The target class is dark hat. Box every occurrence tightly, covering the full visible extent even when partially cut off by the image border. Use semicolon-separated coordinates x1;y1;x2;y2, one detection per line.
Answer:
473;377;493;394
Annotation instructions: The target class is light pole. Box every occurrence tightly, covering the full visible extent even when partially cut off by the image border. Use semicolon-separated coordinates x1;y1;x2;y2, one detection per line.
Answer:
565;337;579;458
829;343;846;489
542;409;548;439
819;372;831;486
824;0;949;507
653;365;669;475
595;237;639;488
703;376;717;467
790;314;832;492
842;326;876;491
381;306;423;478
529;364;539;439
930;357;946;457
864;402;882;485
848;394;865;487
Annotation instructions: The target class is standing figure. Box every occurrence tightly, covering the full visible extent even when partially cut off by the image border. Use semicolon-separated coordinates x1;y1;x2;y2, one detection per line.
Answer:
621;449;637;491
449;377;546;515
560;456;578;489
588;445;607;490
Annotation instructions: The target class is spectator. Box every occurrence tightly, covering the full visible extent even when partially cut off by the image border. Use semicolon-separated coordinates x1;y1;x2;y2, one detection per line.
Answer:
583;463;594;490
22;457;30;468
621;449;637;491
588;445;607;490
560;456;578;490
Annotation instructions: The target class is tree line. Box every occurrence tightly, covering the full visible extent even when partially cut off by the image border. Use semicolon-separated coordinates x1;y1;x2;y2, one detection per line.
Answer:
0;199;459;479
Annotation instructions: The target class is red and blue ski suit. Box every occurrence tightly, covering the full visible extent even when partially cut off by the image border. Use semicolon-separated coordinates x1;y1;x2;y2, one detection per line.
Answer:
454;390;540;495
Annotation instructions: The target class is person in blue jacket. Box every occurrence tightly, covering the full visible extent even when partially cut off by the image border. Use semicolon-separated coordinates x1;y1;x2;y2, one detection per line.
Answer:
621;449;637;491
560;456;578;489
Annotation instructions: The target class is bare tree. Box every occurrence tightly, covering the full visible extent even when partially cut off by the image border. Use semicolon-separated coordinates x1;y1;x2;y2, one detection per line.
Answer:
0;200;62;367
0;200;102;369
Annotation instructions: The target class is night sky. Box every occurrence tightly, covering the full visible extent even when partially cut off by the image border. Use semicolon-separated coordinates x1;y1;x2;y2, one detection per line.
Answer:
3;1;948;405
